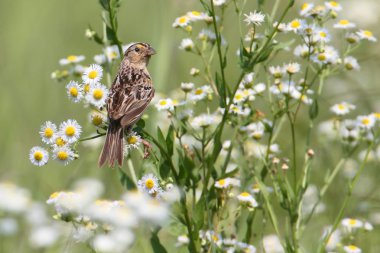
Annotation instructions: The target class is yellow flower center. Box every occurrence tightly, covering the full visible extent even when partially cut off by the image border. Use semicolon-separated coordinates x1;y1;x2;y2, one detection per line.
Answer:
252;184;259;190
329;1;338;7
55;137;66;147
179;16;187;24
65;126;75;136
34;151;43;161
84;84;90;93
290;20;301;29
49;192;60;199
301;3;309;10
191;11;201;16
88;70;98;79
240;192;250;197
127;136;138;145
361;118;370;125
235;94;243;101
320;31;327;38
195;88;203;95
348;219;357;225
363;30;373;37
218;179;226;186
92;115;103;126
373;113;380;119
339;19;349;25
159;100;167;106
347;245;359;250
145;179;155;189
93;89;103;100
67;55;77;62
337;104;345;110
108;51;118;59
212;235;218;242
57;151;68;160
44;128;54;138
318;53;326;61
69;87;78;97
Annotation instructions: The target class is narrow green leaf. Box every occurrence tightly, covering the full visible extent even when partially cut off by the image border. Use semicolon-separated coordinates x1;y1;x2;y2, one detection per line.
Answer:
150;232;168;253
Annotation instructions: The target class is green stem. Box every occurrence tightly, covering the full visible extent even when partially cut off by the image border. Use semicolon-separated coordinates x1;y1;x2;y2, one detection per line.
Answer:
79;133;106;142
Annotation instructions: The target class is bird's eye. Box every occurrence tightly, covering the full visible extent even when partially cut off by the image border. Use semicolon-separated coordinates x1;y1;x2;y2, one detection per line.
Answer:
134;47;140;52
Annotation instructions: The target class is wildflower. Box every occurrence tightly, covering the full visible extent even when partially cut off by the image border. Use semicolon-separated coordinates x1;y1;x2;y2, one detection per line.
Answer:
172;15;190;28
181;82;194;92
189;85;213;101
90;111;107;127
186;11;208;21
92;229;134;253
343;245;361;253
357;30;377;42
29;147;49;167
284;62;301;74
213;0;226;6
137;174;161;196
94;54;106;65
330;102;356;115
59;119;82;143
273;22;287;32
314;28;331;42
29;226;60;248
190;114;220;129
300;3;314;16
237;192;258;208
39;121;57;144
179;38;194;51
176;235;190;247
86;83;109;108
53;136;67;148
294;44;312;58
66;81;83;103
344;56;360;70
341;218;363;230
189;68;200;76
244;11;265;26
198;29;217;42
214;178;240;189
0;218;18;236
287;19;306;33
59;55;85;65
104;45;120;62
311;46;339;65
246;122;265;140
333;19;356;29
82;64;103;85
155;98;174;111
269;65;285;78
325;1;342;12
253;83;266;94
125;132;141;150
0;183;31;213
357;115;376;129
364;221;374;231
52;147;75;165
240;72;255;87
263;235;284;253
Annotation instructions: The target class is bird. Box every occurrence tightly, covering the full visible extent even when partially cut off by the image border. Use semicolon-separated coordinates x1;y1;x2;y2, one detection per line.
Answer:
98;42;156;167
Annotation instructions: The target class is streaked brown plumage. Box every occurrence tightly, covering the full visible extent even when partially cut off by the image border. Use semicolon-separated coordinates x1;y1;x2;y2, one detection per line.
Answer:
98;42;156;167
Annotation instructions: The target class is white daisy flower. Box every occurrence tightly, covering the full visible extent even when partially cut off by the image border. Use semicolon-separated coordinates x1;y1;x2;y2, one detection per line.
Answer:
325;1;342;12
155;98;174;111
333;19;356;29
39;121;57;144
125;132;141;150
82;64;103;85
59;119;82;144
179;38;194;51
52;147;75;166
240;72;255;87
190;114;220;129
287;19;306;33
294;44;312;58
181;82;195;92
229;105;251;116
284;62;301;74
213;0;226;6
246;122;265;140
52;135;68;148
345;33;360;44
357;30;377;42
172;15;190;28
214;178;233;189
273;22;287;32
94;54;106;65
137;174;161;196
344;56;360;70
89;111;107;127
59;55;85;65
29;147;49;167
104;45;120;62
237;192;258;208
343;245;361;253
341;218;363;229
314;28;331;42
330;102;356;115
86;83;109;109
198;29;217;42
300;3;314;16
357;115;376;129
176;235;190;247
311;46;339;65
189;68;200;76
253;83;266;94
364;221;374;231
189;85;213;101
66;81;83;103
268;65;285;78
244;11;265;26
186;11;208;21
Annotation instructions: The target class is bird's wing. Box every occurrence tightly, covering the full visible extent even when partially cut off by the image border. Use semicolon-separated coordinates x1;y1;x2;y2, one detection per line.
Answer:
107;74;154;127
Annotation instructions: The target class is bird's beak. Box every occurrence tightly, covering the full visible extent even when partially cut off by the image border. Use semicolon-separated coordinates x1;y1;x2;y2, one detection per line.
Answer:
147;47;156;56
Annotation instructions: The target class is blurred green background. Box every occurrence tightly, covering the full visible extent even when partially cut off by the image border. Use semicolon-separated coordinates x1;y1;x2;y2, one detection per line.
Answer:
1;0;380;252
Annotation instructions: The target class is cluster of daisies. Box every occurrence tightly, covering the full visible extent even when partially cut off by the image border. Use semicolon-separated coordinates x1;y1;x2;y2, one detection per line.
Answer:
29;119;82;166
325;217;374;253
45;176;177;253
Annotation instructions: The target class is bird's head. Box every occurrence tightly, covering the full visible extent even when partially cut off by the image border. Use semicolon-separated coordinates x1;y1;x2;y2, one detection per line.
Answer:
124;42;156;67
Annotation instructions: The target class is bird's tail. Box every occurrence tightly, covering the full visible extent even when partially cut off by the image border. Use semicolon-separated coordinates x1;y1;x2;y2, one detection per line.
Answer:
98;121;124;167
